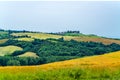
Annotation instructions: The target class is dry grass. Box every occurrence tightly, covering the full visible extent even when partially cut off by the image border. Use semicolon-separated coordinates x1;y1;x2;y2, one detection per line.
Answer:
38;51;120;70
18;52;39;58
0;45;23;56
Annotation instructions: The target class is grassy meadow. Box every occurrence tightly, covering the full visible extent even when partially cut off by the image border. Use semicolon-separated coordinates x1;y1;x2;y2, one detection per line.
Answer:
0;51;120;80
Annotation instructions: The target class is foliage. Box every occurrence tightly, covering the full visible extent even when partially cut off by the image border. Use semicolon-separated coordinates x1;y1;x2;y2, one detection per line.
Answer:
0;56;46;66
7;60;20;66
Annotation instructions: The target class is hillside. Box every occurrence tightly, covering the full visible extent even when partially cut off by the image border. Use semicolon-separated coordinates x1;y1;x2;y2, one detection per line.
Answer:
39;51;120;70
0;51;120;80
1;30;120;44
11;32;120;44
0;30;120;79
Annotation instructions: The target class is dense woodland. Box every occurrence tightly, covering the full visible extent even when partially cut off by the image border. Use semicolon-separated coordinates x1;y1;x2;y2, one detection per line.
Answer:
0;30;120;66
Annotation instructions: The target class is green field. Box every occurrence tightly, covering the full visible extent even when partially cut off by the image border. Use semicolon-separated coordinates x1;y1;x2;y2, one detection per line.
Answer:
0;67;120;80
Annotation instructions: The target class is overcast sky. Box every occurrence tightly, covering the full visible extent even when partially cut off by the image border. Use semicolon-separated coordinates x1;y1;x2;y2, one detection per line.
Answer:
0;1;120;38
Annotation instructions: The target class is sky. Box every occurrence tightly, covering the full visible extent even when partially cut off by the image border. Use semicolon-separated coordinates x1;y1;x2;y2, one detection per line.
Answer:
0;1;120;38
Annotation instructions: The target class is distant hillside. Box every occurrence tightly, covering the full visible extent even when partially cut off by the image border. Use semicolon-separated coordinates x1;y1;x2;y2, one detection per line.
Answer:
1;29;120;45
11;31;120;45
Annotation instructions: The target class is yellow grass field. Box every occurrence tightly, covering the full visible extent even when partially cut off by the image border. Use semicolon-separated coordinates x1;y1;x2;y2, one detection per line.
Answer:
11;32;120;44
18;52;39;58
0;51;120;80
38;51;120;70
0;45;23;56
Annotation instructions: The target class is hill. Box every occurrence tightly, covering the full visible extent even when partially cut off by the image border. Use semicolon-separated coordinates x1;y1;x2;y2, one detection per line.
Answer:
39;51;120;69
1;29;120;45
0;30;120;79
0;30;120;66
11;32;120;44
0;51;120;80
